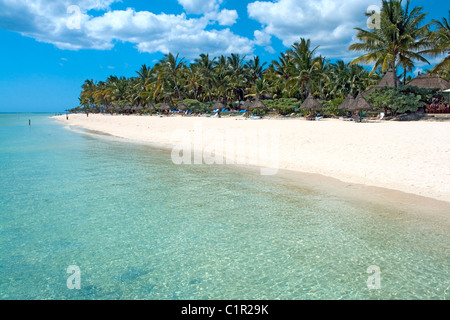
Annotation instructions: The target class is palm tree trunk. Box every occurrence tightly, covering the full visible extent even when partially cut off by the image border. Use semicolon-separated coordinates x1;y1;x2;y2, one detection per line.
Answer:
393;62;398;88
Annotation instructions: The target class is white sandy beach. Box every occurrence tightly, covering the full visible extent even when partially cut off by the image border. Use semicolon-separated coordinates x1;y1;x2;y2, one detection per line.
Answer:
55;114;450;203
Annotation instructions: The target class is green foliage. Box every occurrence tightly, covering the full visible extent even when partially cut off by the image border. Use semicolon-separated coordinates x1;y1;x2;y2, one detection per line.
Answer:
397;86;442;103
76;5;449;116
320;97;346;116
264;98;299;114
367;87;423;115
182;99;201;109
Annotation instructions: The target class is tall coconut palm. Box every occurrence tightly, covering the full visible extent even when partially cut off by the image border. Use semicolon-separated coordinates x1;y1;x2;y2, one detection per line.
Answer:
156;53;186;101
245;78;270;100
184;65;203;101
213;55;231;104
227;53;247;102
80;79;96;111
245;56;267;86
287;38;323;98
426;11;450;74
266;52;295;98
193;54;216;102
349;0;431;87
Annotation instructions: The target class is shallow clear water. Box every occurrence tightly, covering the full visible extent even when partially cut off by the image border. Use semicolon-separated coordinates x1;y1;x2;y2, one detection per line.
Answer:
0;113;449;300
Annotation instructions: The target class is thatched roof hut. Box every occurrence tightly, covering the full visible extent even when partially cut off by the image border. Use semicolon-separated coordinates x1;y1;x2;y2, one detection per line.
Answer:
300;94;322;111
407;74;450;91
146;103;155;111
363;69;399;96
249;100;267;110
177;104;187;111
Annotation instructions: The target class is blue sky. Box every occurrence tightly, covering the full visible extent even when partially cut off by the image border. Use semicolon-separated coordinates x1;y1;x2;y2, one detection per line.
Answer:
0;0;447;112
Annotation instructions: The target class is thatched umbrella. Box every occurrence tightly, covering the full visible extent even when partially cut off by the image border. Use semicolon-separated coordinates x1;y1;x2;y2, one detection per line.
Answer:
300;94;322;114
339;95;356;115
105;105;114;114
249;100;267;111
349;93;372;111
240;100;252;110
123;105;132;114
212;101;225;111
146;103;155;111
345;93;372;122
159;103;171;111
135;105;144;114
177;104;187;111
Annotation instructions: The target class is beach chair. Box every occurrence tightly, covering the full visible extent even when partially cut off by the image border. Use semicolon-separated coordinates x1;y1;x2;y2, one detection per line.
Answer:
235;111;247;120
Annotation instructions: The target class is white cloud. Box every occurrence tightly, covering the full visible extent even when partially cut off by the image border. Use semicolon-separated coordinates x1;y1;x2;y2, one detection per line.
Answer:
0;0;253;58
248;0;380;60
137;28;252;57
177;0;223;15
253;29;271;46
206;9;239;26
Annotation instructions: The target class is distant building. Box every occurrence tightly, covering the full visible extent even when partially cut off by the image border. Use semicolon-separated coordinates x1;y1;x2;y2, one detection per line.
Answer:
407;74;450;91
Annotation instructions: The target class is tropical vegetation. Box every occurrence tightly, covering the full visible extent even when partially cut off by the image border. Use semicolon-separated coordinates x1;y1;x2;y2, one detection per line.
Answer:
72;1;449;117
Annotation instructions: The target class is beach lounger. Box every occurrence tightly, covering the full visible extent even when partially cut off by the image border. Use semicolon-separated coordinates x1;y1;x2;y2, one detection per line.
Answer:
235;111;249;120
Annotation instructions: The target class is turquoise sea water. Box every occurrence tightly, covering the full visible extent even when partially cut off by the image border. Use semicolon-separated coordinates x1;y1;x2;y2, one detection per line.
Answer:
0;113;449;300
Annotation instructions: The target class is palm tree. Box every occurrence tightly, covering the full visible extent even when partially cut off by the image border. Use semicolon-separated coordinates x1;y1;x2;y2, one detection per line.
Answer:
426;11;450;74
349;0;431;87
245;56;267;86
287;38;323;98
184;65;202;101
80;79;96;112
227;53;247;102
213;55;231;104
194;54;216;102
156;53;186;101
245;78;270;100
265;52;295;98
